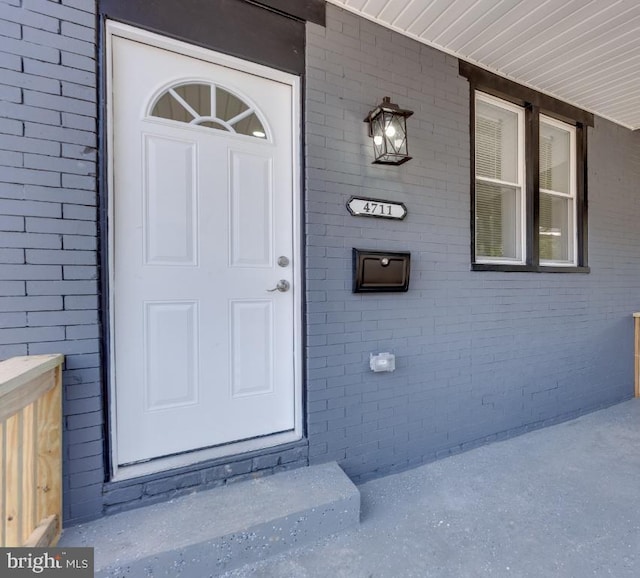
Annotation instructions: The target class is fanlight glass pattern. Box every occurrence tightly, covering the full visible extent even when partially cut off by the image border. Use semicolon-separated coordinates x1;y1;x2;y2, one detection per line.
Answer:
150;83;268;140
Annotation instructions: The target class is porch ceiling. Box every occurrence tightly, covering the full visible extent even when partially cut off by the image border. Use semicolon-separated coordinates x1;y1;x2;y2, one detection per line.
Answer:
327;0;640;130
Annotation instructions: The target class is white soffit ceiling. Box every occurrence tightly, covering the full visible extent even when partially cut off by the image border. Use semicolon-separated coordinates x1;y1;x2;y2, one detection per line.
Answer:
327;0;640;130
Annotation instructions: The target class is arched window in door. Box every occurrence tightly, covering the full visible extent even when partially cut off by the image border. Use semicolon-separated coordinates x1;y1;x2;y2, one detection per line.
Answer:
150;82;269;140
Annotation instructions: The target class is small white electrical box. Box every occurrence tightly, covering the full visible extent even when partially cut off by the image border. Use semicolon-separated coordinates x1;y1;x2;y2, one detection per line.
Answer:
370;352;395;372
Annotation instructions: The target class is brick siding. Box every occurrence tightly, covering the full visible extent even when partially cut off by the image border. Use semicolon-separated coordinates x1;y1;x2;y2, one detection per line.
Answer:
1;0;640;523
304;5;640;482
0;0;101;523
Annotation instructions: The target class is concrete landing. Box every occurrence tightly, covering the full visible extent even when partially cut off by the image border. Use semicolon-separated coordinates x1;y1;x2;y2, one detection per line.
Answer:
59;462;360;577
222;400;640;578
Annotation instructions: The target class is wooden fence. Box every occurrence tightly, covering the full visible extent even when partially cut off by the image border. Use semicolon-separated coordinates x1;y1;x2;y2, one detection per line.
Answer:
0;354;64;547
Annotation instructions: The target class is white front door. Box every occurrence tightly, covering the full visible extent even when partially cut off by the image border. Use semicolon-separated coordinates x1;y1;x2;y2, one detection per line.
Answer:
109;28;299;466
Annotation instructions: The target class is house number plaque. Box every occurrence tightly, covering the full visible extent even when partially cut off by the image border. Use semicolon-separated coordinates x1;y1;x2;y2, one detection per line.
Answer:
346;196;407;220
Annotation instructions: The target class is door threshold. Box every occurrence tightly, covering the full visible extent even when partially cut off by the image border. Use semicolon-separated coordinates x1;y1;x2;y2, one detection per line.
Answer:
112;430;301;482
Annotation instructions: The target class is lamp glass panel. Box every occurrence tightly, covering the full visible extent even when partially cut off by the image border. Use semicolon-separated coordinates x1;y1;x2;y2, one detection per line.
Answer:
371;113;387;159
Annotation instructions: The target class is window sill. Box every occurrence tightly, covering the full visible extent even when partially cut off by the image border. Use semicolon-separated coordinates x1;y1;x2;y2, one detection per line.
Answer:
472;263;590;273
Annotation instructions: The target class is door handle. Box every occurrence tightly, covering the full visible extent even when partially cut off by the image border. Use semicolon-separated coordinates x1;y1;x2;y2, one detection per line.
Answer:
267;280;290;293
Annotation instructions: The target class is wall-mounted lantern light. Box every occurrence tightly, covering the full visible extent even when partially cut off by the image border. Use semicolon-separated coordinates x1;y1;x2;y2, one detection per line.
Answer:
364;96;413;165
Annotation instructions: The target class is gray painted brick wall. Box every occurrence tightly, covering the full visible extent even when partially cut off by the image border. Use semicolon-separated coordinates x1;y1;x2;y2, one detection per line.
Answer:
101;441;308;516
2;0;639;526
305;5;640;482
0;0;101;524
0;0;311;524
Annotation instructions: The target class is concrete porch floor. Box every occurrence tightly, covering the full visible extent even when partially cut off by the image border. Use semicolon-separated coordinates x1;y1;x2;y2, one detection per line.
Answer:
60;398;640;576
224;398;640;578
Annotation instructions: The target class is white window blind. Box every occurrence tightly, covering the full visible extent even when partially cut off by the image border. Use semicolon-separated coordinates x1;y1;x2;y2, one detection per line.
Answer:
539;116;576;265
475;94;524;263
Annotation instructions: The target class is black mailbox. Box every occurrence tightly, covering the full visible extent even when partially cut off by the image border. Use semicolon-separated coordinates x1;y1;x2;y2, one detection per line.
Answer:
353;249;411;293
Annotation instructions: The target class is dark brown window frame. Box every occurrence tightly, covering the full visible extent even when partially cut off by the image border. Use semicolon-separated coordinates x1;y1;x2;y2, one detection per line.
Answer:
460;61;593;273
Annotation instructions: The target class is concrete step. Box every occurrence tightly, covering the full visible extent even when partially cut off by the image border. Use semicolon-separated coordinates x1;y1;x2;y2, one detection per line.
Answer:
59;462;360;577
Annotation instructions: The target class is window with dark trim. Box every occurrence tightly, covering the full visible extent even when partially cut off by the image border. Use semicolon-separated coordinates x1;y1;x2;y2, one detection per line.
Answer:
460;62;593;273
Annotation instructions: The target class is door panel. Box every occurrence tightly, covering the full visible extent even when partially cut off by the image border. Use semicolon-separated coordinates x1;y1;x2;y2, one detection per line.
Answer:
143;135;198;265
111;34;296;465
230;300;274;397
144;301;199;410
229;151;273;267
